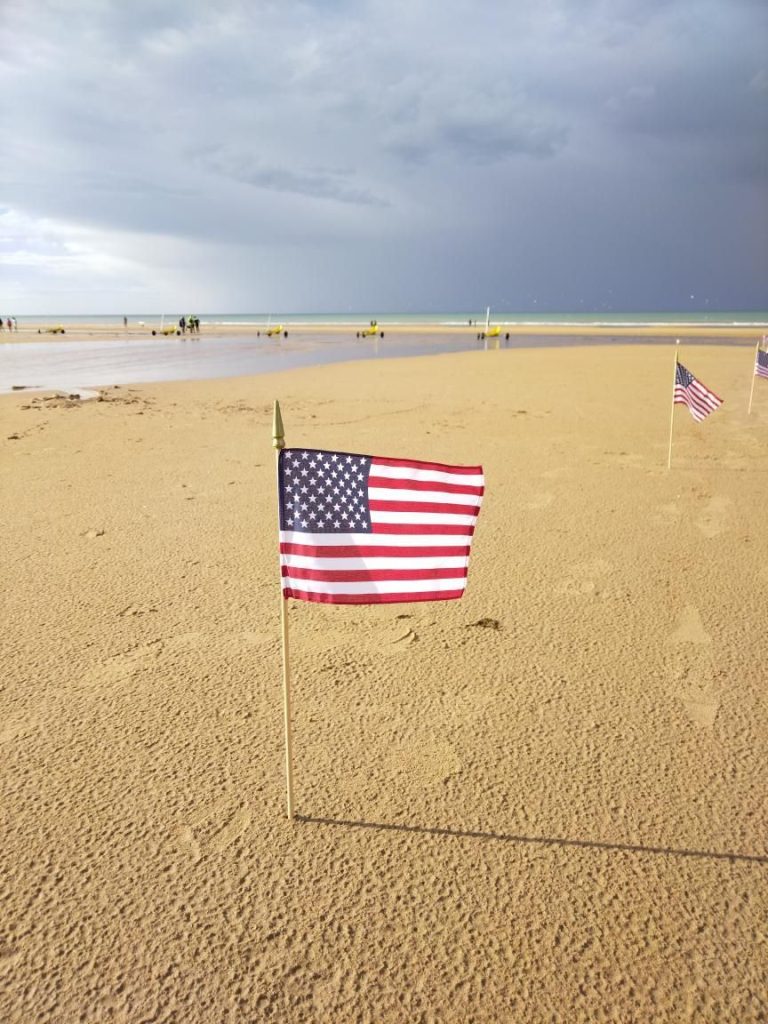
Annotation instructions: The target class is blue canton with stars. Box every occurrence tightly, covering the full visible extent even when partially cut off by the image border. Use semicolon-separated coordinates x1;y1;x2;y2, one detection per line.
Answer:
279;448;373;533
676;363;695;387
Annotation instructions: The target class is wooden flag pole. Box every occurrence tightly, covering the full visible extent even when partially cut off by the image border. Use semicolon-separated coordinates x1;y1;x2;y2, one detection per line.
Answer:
273;401;295;820
667;339;680;469
747;338;760;415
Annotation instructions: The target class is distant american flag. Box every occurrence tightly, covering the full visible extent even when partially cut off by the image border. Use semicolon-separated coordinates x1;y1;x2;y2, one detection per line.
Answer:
756;349;768;380
674;362;723;421
278;448;484;604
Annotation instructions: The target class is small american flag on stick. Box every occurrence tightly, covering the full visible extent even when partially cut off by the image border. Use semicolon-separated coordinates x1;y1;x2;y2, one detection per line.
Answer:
755;349;768;380
278;448;484;604
674;362;723;422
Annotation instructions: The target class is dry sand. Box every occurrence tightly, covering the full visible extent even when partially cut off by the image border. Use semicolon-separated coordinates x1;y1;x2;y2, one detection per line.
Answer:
1;343;766;1023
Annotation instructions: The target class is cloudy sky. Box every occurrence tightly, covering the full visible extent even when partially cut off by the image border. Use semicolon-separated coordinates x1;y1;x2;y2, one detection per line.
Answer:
1;0;766;314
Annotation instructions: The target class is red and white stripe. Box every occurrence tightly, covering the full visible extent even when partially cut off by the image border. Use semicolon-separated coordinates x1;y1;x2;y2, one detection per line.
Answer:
674;380;723;422
280;456;484;604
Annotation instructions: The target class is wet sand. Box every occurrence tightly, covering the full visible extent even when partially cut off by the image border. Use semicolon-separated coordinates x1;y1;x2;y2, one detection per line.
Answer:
1;343;766;1022
3;325;760;397
3;319;765;344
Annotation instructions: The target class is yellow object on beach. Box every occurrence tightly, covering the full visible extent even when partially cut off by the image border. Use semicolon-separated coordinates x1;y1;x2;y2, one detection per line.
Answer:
357;321;384;338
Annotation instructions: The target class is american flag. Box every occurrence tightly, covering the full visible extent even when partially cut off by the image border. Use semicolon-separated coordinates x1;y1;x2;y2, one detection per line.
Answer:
278;448;484;604
674;362;723;422
756;349;768;380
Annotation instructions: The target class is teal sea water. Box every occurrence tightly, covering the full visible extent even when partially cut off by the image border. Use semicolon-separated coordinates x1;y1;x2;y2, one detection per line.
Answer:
13;310;768;327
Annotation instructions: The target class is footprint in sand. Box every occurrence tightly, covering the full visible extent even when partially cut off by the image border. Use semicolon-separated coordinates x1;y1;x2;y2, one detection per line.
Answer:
557;559;613;597
173;800;252;865
384;738;462;784
680;685;721;728
541;466;571;481
664;646;720;728
210;807;252;854
82;633;202;687
651;502;681;527
379;627;419;654
0;716;39;744
665;607;720;728
667;605;711;645
83;641;163;687
695;495;731;538
118;604;157;617
524;492;554;510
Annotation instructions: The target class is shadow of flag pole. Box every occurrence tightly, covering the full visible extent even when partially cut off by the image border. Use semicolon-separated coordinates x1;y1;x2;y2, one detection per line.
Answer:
273;400;295;819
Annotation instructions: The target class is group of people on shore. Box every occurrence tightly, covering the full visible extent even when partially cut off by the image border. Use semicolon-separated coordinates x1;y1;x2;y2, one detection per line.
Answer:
1;317;18;331
179;315;200;334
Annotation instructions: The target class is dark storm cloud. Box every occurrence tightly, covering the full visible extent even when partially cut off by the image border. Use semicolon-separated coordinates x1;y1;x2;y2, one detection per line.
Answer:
1;0;765;312
200;149;389;207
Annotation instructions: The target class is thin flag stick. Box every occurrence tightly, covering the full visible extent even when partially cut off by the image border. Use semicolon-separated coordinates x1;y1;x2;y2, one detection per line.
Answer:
667;339;680;469
273;401;295;819
747;338;760;415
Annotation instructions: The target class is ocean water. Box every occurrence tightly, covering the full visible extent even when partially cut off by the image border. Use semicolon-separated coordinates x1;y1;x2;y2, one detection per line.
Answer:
2;314;765;395
11;310;768;328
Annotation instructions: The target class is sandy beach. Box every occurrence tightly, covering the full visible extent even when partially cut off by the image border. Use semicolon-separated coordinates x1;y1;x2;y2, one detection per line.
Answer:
1;342;766;1022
